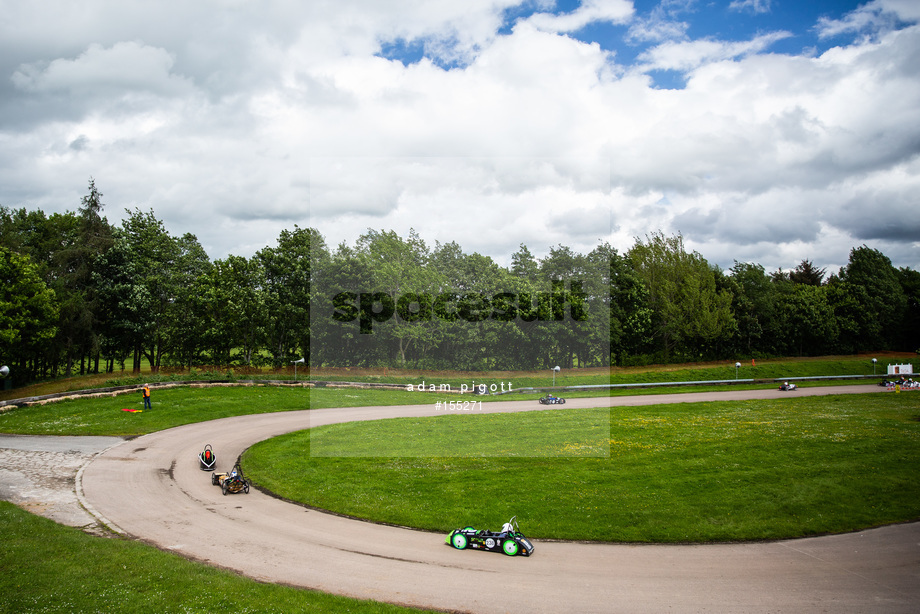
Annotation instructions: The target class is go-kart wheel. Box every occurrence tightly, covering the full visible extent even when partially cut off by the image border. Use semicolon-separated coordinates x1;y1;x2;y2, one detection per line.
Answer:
211;473;219;485
243;482;250;494
451;532;468;550
502;539;519;556
221;481;229;495
561;398;566;404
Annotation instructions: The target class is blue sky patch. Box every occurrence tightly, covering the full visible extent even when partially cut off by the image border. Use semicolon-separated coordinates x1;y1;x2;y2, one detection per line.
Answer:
378;0;873;82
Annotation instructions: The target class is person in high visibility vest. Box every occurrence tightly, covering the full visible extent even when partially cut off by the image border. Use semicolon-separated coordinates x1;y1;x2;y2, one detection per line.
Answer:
142;384;152;409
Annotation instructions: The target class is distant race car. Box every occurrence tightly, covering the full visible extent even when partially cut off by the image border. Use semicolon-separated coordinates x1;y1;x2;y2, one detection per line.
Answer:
779;382;797;391
198;444;216;471
211;463;250;495
446;516;534;557
539;395;565;405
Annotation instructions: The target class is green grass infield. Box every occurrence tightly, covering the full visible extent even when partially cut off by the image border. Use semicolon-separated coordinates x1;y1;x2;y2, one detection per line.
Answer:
244;392;920;543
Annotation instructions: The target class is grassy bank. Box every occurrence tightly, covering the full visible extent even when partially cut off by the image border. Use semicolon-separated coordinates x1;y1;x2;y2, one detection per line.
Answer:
3;353;911;404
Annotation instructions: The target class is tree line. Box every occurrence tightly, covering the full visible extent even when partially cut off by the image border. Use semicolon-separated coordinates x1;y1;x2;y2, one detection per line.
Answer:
1;180;918;383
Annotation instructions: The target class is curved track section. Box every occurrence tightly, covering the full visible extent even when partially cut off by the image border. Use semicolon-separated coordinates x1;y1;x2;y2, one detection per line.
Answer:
81;386;920;613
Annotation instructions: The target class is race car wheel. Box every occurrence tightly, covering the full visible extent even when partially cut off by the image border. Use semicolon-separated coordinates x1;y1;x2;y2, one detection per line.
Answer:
502;539;519;556
451;533;468;550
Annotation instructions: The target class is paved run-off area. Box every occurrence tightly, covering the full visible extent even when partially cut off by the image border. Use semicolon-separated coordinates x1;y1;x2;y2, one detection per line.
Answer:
0;434;123;535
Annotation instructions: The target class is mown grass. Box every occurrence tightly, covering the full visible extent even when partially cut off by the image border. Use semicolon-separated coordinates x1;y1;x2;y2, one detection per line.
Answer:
0;502;436;614
244;393;920;543
306;407;611;458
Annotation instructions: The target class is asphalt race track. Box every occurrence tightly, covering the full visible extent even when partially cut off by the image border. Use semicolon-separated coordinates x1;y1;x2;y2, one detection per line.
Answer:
80;385;920;613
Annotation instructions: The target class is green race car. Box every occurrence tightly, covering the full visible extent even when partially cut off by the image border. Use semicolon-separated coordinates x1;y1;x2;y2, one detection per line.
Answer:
447;516;534;556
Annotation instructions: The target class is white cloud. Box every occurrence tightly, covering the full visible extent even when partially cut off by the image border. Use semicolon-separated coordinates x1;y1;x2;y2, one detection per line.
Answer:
12;41;192;97
626;0;695;44
816;0;920;40
634;31;791;73
307;156;613;265
729;0;771;15
1;1;919;274
526;0;634;33
881;0;920;21
626;17;688;44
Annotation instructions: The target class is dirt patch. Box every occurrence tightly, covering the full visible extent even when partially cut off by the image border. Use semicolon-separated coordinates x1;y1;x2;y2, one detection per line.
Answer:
0;435;124;536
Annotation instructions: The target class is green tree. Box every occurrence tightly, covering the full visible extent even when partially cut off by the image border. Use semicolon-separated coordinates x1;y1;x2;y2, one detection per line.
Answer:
257;227;316;367
355;228;442;365
0;207;62;276
501;243;545;369
53;179;114;375
777;283;837;356
896;267;920;352
202;255;265;366
0;247;58;383
831;245;907;351
628;232;734;361
165;233;212;368
789;259;826;286
93;237;137;372
539;245;590;368
511;243;539;280
451;250;516;370
824;280;862;354
607;246;652;364
313;240;377;367
115;209;182;372
729;261;780;356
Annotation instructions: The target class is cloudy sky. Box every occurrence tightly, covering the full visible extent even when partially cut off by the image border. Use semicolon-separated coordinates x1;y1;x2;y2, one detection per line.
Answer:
2;0;919;273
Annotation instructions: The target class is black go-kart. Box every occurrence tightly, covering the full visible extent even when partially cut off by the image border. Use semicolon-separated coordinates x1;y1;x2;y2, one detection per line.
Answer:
446;516;534;557
211;463;250;495
198;444;217;471
539;395;565;405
